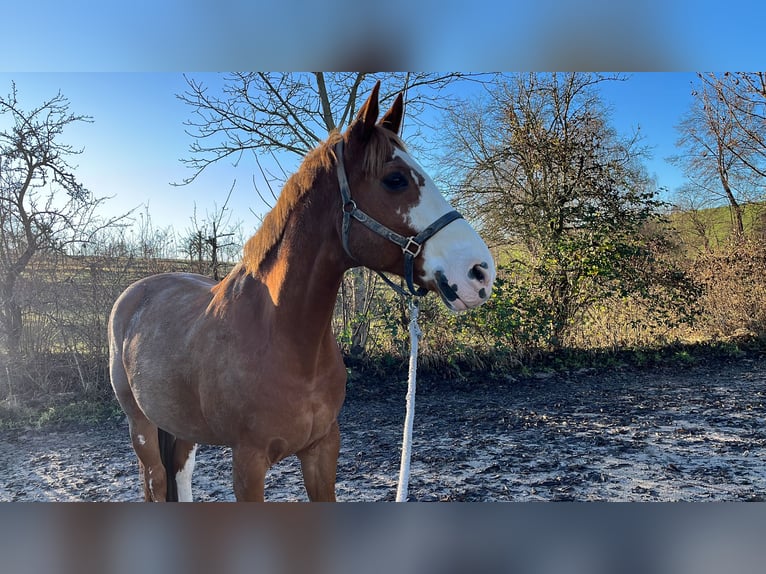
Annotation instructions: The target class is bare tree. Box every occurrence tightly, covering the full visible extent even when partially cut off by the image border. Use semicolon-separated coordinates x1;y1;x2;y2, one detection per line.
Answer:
671;74;764;242
0;84;118;360
176;72;479;185
697;72;766;180
182;183;241;280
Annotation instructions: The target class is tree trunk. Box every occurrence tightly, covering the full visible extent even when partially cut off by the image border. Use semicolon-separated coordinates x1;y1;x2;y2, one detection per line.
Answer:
548;272;570;350
718;143;745;242
0;277;22;358
721;177;744;242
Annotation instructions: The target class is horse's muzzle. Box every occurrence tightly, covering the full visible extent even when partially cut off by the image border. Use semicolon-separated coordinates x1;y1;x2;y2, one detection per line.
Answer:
433;260;494;312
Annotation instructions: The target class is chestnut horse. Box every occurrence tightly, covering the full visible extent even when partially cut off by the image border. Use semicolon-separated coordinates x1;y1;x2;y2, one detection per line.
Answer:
108;82;496;501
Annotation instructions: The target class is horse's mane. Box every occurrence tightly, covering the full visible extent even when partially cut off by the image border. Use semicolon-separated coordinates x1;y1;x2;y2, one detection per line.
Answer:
240;131;341;274
240;127;406;275
207;125;406;313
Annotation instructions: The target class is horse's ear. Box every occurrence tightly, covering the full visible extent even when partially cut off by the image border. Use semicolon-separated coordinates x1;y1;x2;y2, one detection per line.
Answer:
353;80;380;139
379;92;404;135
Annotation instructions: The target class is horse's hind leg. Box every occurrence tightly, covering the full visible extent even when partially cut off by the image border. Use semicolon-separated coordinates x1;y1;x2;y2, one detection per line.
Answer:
128;418;170;501
297;421;340;502
132;427;195;501
112;377;169;500
113;381;169;500
110;330;169;501
112;372;196;501
173;439;197;502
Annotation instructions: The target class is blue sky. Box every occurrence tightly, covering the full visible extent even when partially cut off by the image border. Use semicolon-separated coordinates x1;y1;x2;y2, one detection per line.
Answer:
1;2;763;71
1;73;698;237
0;73;262;235
599;73;696;191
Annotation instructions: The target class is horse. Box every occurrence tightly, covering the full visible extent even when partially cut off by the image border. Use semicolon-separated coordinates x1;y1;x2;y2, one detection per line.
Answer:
108;82;496;501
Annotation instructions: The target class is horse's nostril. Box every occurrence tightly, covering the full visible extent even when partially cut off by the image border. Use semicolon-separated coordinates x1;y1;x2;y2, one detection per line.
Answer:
469;263;488;285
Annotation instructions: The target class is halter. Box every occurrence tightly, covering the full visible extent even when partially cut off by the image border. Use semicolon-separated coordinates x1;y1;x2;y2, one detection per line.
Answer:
335;139;463;298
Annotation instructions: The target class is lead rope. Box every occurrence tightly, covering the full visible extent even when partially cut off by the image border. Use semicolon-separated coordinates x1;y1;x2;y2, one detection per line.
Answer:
396;297;422;502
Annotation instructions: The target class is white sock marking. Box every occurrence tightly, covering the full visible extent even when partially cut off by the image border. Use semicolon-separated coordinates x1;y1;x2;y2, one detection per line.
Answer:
175;444;198;502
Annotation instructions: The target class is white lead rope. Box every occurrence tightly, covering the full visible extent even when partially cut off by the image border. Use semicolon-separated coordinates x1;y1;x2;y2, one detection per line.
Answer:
396;298;422;502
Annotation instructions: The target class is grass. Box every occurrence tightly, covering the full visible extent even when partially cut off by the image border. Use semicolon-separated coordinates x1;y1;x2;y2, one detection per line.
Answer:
0;395;123;431
347;330;763;382
667;202;765;255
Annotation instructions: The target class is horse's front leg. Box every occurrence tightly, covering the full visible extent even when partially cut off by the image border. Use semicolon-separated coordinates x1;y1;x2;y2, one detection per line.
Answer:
297;421;340;502
232;447;269;501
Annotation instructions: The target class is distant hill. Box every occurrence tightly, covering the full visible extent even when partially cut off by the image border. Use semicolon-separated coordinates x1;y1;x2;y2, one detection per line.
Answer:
666;202;766;256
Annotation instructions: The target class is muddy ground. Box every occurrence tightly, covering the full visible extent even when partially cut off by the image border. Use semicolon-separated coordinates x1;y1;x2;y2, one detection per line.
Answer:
1;356;765;502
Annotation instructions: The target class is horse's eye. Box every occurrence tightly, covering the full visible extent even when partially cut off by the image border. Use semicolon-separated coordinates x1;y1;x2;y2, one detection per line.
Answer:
381;172;409;192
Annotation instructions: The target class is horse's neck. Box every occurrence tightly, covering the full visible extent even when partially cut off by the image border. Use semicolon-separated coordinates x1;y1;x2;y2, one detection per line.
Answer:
265;223;345;339
219;190;345;352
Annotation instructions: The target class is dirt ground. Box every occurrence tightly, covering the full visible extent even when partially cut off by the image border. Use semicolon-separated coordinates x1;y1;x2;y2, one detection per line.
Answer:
1;355;765;502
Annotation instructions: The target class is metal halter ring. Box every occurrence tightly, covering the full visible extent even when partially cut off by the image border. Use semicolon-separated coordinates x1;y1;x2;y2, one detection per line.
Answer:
402;238;423;258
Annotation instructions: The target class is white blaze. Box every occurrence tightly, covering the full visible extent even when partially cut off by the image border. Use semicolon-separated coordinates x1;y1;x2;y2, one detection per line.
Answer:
393;149;496;311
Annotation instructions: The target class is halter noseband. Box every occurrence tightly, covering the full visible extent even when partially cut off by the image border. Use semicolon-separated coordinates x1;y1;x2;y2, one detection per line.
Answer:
335;139;463;298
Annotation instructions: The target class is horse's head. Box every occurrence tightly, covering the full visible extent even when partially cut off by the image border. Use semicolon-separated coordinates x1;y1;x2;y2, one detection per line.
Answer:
337;82;495;311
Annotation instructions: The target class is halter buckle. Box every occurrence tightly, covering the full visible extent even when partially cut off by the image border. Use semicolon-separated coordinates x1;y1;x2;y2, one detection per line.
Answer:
343;200;357;214
402;237;422;258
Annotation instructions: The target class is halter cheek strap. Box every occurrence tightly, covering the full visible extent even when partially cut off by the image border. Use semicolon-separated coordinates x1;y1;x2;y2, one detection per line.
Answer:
335;140;463;298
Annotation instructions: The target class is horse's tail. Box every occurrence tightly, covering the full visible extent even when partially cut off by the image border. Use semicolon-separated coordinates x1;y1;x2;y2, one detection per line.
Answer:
157;428;178;502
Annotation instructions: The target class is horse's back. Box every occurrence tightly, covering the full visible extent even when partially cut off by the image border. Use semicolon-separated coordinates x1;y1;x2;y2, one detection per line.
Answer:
110;272;216;344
